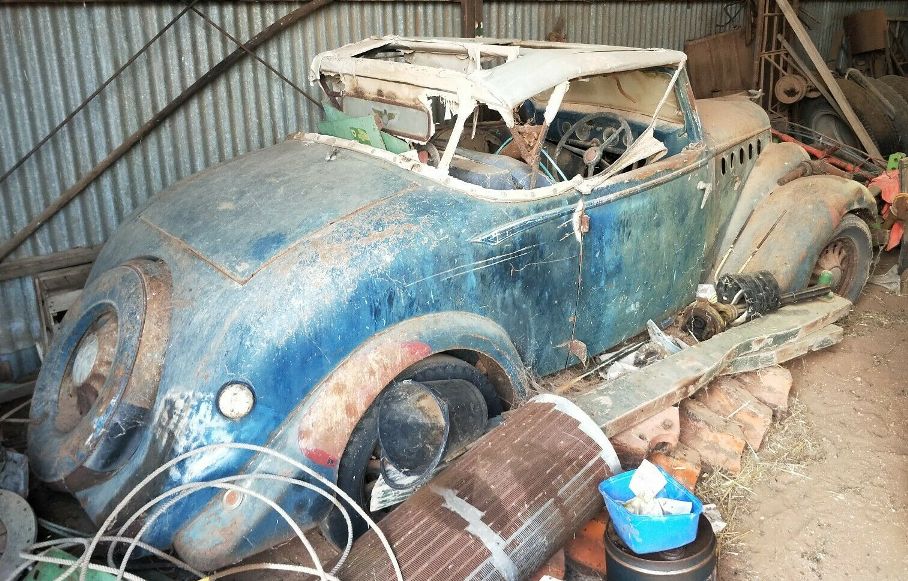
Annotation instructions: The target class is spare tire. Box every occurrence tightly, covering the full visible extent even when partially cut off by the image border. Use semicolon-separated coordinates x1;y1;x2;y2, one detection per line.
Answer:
836;78;898;155
28;259;171;492
880;75;908;105
798;96;860;149
867;78;908;150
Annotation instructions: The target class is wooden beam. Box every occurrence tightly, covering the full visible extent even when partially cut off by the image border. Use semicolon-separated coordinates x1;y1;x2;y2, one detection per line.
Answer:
775;0;883;161
0;246;100;282
568;295;852;437
460;0;483;38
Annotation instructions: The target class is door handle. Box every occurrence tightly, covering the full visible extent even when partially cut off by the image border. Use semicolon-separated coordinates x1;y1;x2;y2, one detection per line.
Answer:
698;181;713;208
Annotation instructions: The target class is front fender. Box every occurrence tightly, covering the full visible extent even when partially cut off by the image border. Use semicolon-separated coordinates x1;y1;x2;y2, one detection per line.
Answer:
708;141;809;275
173;311;528;571
718;175;876;292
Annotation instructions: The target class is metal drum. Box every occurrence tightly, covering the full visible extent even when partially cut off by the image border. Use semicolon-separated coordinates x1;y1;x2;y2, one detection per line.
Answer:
605;514;717;581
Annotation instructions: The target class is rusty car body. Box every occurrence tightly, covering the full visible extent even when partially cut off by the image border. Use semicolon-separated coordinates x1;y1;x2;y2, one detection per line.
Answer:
27;36;876;571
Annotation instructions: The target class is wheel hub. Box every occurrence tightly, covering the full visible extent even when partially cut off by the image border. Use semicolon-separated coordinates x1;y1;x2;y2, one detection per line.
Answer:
812;239;856;294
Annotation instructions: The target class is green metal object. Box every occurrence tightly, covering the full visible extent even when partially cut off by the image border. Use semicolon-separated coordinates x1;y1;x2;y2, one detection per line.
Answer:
26;549;173;581
318;105;410;154
816;270;836;296
27;549;116;581
887;152;905;171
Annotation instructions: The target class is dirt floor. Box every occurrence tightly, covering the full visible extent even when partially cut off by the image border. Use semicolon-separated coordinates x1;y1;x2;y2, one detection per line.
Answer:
712;254;908;580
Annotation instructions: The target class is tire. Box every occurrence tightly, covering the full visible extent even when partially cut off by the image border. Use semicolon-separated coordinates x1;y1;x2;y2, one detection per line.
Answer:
867;78;908;150
880;75;908;105
799;97;860;149
811;214;873;303
320;354;500;548
28;259;171;491
836;78;898;155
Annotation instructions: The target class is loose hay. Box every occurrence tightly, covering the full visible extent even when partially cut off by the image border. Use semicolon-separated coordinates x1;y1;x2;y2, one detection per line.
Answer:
696;396;824;556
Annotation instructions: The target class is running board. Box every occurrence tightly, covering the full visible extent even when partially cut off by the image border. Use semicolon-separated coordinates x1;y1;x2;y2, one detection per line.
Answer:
569;295;851;437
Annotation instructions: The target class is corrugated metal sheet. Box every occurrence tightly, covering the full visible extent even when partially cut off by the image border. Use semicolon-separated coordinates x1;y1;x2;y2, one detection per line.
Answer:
1;0;907;376
802;0;908;58
485;1;747;49
0;1;460;375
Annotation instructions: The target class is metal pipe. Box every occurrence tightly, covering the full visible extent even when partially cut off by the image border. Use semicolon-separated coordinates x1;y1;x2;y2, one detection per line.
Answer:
337;395;620;581
771;129;874;179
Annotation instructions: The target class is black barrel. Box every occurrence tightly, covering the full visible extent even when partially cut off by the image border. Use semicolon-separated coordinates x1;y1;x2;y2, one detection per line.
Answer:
605;515;718;580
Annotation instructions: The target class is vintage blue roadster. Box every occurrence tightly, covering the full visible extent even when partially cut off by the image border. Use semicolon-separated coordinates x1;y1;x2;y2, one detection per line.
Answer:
28;36;875;570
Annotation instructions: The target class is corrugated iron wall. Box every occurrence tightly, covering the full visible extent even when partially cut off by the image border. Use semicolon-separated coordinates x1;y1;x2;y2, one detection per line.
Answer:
802;0;907;57
0;1;905;376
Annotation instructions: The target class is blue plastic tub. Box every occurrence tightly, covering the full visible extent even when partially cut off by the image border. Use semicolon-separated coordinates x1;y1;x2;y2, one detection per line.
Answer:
599;466;703;555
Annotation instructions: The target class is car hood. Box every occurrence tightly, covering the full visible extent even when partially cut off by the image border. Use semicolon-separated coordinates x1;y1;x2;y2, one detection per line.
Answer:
697;97;770;150
139;138;419;282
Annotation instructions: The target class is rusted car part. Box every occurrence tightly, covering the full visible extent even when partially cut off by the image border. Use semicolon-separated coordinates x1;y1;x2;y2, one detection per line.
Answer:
0;0;335;263
172;313;528;571
776;159;853;185
377;379;488;489
0;490;37;579
771;127;882;181
707;141;809;278
336;395;620;580
717;175;875;299
682;272;832;341
28;259;171;492
572;296;851;438
604;516;717;581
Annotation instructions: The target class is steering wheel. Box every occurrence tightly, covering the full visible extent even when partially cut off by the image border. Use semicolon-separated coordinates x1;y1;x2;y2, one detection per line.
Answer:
553;113;634;178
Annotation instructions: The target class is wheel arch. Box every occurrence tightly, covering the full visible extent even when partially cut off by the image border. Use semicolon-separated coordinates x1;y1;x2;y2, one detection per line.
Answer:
708;141;810;276
173;311;528;570
717;174;877;293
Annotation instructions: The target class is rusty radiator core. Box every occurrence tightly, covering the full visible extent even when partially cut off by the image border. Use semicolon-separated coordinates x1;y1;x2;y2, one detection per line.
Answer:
337;394;621;580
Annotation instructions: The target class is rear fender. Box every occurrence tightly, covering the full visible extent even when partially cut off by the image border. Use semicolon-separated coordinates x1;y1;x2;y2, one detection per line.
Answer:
173;311;528;571
717;175;876;292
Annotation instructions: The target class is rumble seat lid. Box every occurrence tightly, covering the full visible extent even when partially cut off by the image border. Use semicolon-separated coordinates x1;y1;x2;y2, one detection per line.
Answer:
139;140;417;282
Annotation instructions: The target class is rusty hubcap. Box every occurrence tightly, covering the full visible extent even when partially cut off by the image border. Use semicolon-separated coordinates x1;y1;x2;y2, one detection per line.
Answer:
812;237;857;295
55;309;119;433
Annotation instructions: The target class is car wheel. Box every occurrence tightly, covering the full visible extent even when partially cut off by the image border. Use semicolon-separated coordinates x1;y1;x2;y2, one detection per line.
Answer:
320;354;501;549
799;97;860;149
810;214;872;303
837;78;898;155
867;78;908;150
880;75;908;105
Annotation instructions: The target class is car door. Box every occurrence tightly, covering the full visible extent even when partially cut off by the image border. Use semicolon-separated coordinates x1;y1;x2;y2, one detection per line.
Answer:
465;192;585;376
572;87;712;357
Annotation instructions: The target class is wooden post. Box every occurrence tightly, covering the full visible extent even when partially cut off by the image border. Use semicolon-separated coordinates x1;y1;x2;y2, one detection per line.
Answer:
460;0;482;38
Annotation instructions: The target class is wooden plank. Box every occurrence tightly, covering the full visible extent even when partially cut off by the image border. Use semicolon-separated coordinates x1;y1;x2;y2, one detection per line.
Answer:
685;29;754;99
0;246;100;282
775;0;883;161
568;295;852;437
722;324;843;374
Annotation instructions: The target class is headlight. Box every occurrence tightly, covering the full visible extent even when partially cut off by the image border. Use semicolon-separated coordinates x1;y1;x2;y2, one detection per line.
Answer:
217;382;255;420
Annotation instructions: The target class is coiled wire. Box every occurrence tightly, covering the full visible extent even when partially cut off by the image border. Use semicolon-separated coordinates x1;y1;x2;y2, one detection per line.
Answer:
12;442;403;581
